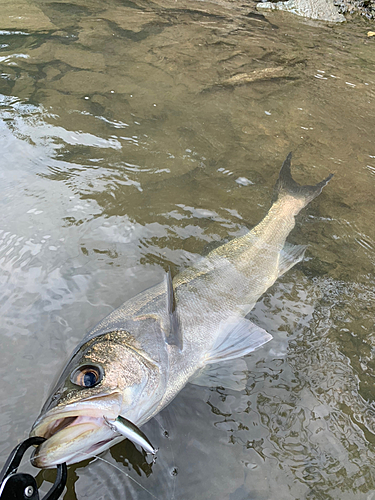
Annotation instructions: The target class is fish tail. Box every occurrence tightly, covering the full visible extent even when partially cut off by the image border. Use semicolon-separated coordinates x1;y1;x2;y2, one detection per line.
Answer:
273;152;333;207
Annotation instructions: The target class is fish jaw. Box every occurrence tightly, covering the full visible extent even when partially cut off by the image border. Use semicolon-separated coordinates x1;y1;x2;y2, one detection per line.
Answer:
30;394;122;468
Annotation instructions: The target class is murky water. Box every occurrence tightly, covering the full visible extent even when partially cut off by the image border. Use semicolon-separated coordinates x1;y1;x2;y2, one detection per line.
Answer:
1;1;375;498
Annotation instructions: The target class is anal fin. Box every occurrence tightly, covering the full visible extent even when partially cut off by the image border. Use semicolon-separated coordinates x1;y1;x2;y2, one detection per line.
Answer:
278;242;306;277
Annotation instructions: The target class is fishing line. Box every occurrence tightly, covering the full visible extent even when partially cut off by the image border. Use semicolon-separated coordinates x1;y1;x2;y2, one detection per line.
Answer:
89;454;160;500
34;449;160;500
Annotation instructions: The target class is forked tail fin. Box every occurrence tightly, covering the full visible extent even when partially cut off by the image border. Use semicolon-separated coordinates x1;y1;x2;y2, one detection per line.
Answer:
273;152;333;207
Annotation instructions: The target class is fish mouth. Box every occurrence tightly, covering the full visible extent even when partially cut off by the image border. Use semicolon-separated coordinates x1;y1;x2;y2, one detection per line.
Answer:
30;397;122;468
43;415;80;439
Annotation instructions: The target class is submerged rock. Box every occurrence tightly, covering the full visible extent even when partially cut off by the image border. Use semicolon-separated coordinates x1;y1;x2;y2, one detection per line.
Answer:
256;0;346;22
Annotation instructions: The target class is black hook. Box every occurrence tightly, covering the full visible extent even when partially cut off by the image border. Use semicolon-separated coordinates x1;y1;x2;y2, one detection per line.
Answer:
0;437;67;500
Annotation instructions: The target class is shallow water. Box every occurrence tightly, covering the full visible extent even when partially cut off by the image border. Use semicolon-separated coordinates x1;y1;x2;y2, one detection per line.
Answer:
1;1;375;498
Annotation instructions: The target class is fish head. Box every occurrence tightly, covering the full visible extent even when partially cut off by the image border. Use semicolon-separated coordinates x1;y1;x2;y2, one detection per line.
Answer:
30;330;163;468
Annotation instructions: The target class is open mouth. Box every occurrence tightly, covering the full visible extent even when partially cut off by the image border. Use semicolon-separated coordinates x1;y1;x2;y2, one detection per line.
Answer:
43;416;79;439
30;394;124;467
32;414;105;440
31;414;117;468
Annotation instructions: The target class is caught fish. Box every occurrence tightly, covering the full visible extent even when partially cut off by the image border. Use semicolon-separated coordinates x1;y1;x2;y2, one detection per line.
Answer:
30;153;333;467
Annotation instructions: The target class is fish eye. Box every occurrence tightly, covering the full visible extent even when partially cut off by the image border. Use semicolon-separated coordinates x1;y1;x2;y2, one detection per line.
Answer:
71;365;103;388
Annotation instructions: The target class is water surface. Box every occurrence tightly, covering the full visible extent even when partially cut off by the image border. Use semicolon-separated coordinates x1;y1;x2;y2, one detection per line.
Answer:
1;1;375;499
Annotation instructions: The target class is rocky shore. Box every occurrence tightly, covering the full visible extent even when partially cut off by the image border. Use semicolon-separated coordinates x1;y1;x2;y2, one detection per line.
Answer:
256;0;375;20
334;0;375;19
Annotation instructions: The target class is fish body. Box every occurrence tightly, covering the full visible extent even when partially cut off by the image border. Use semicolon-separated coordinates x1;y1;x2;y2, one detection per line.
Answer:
30;153;332;467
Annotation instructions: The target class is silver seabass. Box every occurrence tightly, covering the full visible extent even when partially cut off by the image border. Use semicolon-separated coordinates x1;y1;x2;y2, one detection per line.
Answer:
30;153;333;467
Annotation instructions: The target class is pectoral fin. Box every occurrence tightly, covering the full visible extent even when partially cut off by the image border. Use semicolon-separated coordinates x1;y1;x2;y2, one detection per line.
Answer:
104;415;157;455
190;358;249;391
204;317;272;364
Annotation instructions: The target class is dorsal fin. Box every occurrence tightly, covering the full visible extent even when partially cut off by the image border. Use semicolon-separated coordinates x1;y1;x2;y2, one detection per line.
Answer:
165;270;183;350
